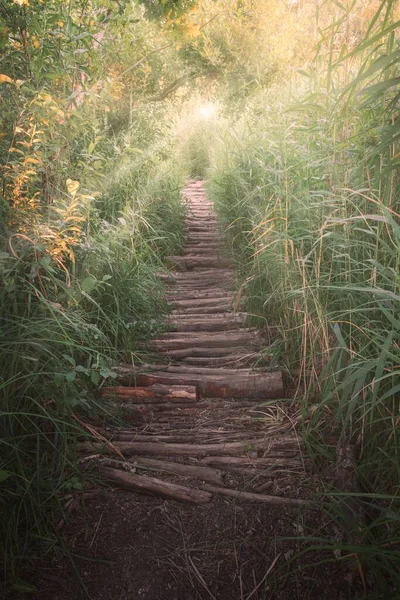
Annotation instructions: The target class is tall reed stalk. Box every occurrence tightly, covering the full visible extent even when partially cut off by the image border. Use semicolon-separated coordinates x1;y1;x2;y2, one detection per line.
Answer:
206;0;400;591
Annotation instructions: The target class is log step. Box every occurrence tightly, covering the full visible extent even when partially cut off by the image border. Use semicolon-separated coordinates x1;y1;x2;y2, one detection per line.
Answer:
81;435;297;457
124;371;284;400
101;384;197;402
101;467;212;504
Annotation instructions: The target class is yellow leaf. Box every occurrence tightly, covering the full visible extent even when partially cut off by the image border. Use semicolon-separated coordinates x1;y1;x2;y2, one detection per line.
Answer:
14;126;24;133
24;157;41;165
57;21;64;27
16;79;24;88
41;93;52;104
66;179;80;196
13;0;29;5
0;74;13;84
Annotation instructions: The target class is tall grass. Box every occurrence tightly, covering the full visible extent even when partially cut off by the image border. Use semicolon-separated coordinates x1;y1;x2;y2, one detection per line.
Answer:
0;103;186;593
206;0;400;592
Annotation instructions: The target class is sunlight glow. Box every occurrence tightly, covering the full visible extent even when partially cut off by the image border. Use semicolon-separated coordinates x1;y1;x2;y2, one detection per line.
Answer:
197;102;218;120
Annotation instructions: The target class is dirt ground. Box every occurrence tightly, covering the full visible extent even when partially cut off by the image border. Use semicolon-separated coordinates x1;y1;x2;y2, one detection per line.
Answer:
31;486;366;600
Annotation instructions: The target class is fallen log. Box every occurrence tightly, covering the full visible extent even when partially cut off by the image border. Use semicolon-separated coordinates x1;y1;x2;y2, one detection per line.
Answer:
166;319;244;333
183;248;224;256
160;365;268;376
149;331;262;350
130;457;224;485
200;456;302;467
110;431;269;443
182;353;265;367
170;257;230;271
156;327;256;339
156;346;250;359
169;304;233;315
119;370;284;400
101;384;197;403
101;467;212;504
79;436;295;457
170;314;241;323
200;484;305;507
167;290;231;300
170;297;234;308
171;272;233;282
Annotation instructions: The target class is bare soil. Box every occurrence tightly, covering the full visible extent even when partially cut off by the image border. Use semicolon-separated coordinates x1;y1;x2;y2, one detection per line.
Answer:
33;488;364;600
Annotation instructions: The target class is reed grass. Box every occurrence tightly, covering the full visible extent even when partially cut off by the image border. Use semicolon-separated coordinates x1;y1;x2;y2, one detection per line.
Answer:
0;107;186;593
205;0;400;593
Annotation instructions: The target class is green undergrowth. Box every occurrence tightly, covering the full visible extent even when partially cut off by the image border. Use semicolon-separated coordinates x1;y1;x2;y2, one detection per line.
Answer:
0;119;186;594
205;3;400;595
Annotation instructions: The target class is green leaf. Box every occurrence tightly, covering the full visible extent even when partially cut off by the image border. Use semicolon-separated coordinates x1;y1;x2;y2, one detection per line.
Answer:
54;372;64;386
360;76;400;96
66;371;77;383
62;354;76;366
0;470;11;482
90;370;101;385
12;581;37;593
81;276;97;294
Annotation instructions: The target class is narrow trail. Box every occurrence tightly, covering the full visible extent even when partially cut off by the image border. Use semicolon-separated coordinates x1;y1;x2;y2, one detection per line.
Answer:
36;182;352;600
94;181;308;507
116;180;283;400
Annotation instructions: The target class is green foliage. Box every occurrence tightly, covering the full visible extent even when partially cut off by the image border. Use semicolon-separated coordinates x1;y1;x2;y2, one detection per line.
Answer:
139;0;197;20
0;0;188;592
206;0;400;592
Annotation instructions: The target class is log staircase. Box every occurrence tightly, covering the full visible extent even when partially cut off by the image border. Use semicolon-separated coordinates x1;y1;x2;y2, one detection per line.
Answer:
81;181;311;506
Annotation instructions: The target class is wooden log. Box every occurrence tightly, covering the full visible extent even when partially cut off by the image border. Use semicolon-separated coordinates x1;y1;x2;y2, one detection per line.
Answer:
101;384;197;402
121;371;283;400
200;456;302;467
148;331;263;351
109;431;270;443
182;353;265;367
80;437;295;457
170;257;230;272
200;484;305;506
170;297;234;308
112;428;264;439
157;346;251;359
171;311;242;320
184;243;225;250
171;271;233;281
167;291;231;300
159;365;268;376
170;279;233;288
166;319;244;333
169;304;234;315
156;328;257;340
130;457;224;485
101;467;212;504
118;402;198;412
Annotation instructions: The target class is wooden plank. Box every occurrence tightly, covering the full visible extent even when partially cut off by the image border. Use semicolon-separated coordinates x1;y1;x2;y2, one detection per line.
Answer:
80;436;296;457
102;467;212;504
200;484;305;506
101;384;197;402
130;457;224;485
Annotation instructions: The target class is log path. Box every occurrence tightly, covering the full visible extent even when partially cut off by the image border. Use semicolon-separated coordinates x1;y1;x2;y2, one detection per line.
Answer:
82;181;313;507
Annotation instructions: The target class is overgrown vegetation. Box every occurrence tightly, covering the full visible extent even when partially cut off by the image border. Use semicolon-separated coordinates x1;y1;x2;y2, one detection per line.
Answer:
198;0;400;593
0;0;193;592
1;0;400;595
